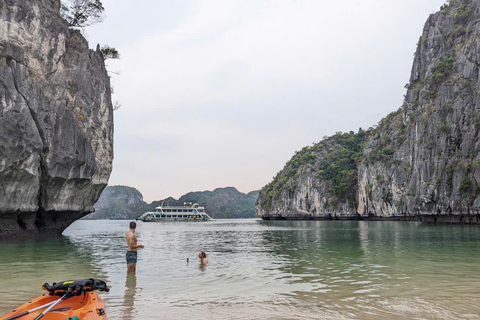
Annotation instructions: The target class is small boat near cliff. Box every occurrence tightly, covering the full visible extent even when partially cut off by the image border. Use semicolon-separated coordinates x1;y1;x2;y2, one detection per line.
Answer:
137;203;214;222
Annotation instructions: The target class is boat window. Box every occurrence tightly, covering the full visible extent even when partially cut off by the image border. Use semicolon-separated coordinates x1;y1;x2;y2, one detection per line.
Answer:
166;215;171;218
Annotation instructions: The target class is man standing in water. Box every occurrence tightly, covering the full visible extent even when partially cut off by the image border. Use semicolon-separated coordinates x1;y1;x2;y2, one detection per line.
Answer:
126;221;144;274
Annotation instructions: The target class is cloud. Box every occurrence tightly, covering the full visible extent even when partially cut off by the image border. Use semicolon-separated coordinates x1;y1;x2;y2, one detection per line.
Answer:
87;0;446;201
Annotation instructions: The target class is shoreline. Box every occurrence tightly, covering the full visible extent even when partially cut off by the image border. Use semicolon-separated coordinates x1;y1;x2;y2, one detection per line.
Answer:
259;214;480;225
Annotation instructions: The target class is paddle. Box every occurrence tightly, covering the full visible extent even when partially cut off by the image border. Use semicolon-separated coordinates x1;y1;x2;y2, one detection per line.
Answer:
2;300;57;320
32;291;72;320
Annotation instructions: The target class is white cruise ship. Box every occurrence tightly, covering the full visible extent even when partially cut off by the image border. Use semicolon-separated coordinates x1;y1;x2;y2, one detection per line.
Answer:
137;203;214;222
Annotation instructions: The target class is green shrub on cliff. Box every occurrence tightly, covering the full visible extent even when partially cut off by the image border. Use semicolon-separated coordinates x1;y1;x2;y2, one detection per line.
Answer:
261;130;368;208
100;45;120;60
459;177;472;195
316;132;366;206
430;55;455;88
454;2;474;23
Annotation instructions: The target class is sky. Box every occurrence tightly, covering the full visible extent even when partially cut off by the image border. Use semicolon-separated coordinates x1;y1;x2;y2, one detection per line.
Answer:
85;0;446;203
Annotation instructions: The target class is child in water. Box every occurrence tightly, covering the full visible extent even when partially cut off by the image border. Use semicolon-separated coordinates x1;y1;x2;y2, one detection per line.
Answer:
199;251;208;265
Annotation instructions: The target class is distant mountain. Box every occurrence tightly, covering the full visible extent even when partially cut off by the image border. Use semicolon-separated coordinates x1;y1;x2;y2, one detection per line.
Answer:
161;187;260;219
83;186;151;220
83;186;259;220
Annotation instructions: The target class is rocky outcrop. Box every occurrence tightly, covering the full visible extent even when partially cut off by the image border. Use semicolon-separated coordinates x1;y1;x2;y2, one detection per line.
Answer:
358;0;480;223
257;0;480;224
83;186;149;220
84;186;259;220
256;132;366;220
0;0;114;236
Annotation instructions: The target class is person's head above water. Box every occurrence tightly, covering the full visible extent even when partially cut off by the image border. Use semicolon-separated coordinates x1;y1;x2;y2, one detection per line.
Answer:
198;251;209;265
198;251;208;265
129;221;136;230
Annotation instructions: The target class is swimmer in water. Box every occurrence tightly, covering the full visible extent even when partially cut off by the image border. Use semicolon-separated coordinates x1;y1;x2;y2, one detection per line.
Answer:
199;251;208;265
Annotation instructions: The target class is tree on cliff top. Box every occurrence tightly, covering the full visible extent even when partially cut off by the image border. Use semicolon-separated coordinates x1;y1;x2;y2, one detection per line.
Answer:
61;0;105;28
61;0;121;110
100;45;120;60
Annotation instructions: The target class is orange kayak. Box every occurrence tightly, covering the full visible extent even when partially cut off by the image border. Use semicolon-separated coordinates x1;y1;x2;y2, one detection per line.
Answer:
0;291;107;320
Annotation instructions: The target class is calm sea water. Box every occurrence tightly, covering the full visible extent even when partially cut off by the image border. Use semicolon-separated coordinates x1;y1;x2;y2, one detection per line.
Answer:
0;219;479;319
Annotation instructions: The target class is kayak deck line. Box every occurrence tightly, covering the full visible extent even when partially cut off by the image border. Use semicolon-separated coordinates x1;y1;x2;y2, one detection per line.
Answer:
0;291;107;320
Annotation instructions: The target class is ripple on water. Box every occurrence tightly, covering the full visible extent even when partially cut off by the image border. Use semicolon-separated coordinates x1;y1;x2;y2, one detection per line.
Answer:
0;220;480;319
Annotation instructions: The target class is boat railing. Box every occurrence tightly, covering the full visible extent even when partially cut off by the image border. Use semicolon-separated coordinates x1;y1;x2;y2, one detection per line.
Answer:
155;205;205;210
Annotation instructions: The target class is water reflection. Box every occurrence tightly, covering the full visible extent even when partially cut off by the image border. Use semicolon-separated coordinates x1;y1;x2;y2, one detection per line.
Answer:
260;222;373;301
123;274;137;320
0;236;108;313
259;220;480;319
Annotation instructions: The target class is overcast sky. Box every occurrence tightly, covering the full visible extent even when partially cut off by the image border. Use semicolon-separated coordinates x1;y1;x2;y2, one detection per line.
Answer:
86;0;446;202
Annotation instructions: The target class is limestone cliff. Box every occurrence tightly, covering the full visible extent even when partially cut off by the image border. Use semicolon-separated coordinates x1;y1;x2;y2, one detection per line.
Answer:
358;0;480;223
0;0;113;236
256;132;367;220
83;186;149;220
257;0;480;224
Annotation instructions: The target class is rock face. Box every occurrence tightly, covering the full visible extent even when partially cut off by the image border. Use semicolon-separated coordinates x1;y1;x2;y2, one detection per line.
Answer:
256;132;366;220
83;186;149;220
0;0;114;236
358;0;480;223
257;0;480;224
84;186;259;220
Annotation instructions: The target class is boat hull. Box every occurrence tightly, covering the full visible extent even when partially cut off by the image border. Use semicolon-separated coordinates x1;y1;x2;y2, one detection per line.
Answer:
137;203;214;222
0;291;107;320
139;218;213;222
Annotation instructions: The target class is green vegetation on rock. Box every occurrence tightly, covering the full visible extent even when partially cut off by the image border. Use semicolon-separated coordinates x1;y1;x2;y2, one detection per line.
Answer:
430;55;455;88
260;130;369;211
84;186;259;220
316;131;367;206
